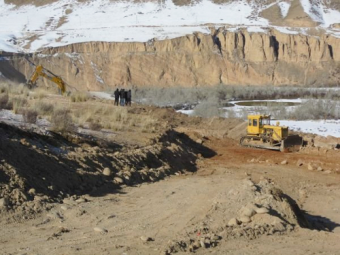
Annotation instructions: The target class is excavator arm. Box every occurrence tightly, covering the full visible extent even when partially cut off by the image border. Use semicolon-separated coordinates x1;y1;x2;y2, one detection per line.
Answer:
27;65;66;94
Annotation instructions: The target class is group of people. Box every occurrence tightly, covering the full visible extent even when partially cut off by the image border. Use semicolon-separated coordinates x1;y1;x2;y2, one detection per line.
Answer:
113;88;132;106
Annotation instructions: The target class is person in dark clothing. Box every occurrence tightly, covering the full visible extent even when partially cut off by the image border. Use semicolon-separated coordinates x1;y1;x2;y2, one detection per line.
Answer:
127;89;132;106
114;88;120;106
120;88;125;106
124;90;128;106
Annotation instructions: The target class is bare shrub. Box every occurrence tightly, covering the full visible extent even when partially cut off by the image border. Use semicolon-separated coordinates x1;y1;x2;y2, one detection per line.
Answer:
140;116;157;133
89;121;102;131
225;109;236;118
33;101;54;116
23;109;38;124
134;85;340;110
15;83;29;96
0;94;11;109
7;83;29;96
70;91;91;102
74;104;102;126
193;101;222;118
51;108;75;133
0;83;9;94
11;96;28;114
32;88;48;99
290;100;339;120
112;107;128;122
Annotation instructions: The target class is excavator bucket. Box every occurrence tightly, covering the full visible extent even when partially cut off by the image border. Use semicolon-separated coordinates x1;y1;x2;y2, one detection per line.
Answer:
280;135;303;152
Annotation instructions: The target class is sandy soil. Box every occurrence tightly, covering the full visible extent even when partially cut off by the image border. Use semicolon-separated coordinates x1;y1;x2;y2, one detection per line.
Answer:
1;103;340;255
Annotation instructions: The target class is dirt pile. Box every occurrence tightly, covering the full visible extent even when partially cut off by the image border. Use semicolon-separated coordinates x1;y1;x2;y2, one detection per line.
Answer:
302;134;340;150
161;178;308;254
0;122;215;222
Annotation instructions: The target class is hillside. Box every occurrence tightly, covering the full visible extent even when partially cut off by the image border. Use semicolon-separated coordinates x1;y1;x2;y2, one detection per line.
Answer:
1;0;340;52
1;0;340;88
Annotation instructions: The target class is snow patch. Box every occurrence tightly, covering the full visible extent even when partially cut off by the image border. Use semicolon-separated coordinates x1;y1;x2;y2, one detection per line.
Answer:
278;2;291;18
278;119;340;138
89;91;114;100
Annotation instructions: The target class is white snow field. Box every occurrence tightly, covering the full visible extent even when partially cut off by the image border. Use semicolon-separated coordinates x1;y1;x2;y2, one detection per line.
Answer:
1;0;340;52
277;119;340;138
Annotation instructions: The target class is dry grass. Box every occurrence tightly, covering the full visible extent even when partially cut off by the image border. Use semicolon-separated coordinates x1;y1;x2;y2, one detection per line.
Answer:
0;82;30;113
88;121;102;131
32;88;48;99
70;91;91;103
0;94;11;110
0;84;8;94
140;116;157;133
0;80;159;134
33;100;54;116
11;96;28;114
71;102;159;133
0;82;29;96
73;104;129;131
23;109;38;124
51;107;75;133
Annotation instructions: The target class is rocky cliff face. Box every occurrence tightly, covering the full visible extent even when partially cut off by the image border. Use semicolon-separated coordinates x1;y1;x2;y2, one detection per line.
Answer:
8;29;340;90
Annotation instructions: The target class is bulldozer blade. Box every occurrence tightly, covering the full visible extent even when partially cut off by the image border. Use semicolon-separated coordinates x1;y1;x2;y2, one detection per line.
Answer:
280;135;303;152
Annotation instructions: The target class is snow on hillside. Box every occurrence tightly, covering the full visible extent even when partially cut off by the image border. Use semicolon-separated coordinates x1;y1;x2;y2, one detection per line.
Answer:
0;0;340;53
300;0;340;27
278;2;291;18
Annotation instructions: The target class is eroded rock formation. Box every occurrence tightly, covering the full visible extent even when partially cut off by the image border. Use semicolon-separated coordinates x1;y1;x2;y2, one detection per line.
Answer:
7;28;340;90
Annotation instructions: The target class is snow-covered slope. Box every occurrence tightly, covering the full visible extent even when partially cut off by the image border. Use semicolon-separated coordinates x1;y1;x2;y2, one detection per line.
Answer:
0;0;340;52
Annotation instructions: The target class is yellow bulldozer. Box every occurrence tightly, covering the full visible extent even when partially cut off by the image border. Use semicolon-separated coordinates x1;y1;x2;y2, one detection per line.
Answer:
26;61;66;95
240;115;303;152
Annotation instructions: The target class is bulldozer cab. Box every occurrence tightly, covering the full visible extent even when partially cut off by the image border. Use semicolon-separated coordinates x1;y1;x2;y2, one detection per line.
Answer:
247;115;270;135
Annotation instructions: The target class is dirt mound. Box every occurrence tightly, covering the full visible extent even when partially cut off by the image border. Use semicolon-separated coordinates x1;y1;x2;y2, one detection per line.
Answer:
162;178;308;254
301;133;340;151
0;122;215;221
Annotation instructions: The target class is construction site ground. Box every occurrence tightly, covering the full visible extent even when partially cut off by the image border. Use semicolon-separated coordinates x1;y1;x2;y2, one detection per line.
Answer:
1;99;340;255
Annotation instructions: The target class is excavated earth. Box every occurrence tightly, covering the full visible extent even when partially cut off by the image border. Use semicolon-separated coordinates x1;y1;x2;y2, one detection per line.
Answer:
1;103;340;255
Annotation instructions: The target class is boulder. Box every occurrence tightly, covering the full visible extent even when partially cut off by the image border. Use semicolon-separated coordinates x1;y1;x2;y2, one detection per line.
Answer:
0;198;8;208
239;216;251;223
281;160;288;165
103;167;112;176
196;139;203;145
307;163;315;171
239;206;256;217
94;227;108;233
28;188;36;195
255;207;269;214
227;218;240;227
296;159;304;167
140;236;153;242
317;166;323;172
113;177;124;184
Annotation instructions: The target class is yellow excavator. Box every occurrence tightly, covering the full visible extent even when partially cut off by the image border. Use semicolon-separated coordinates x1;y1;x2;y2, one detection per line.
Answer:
26;62;66;95
240;115;303;152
